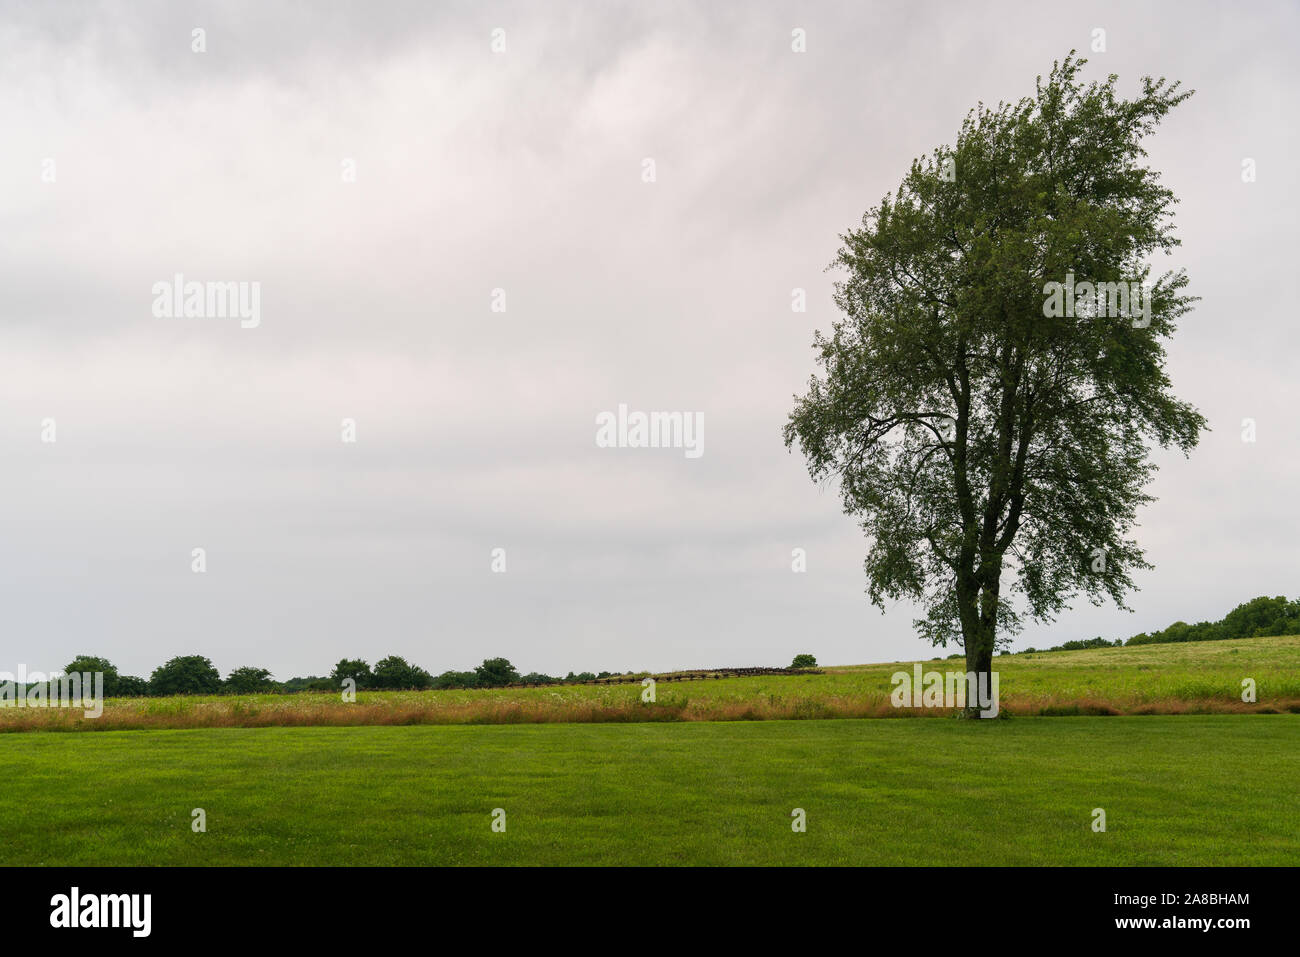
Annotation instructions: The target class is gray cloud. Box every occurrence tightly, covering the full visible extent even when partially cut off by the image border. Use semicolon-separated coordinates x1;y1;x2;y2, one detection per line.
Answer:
1;0;1297;679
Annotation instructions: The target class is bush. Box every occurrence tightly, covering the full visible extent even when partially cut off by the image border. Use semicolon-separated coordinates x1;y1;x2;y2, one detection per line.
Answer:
791;654;818;669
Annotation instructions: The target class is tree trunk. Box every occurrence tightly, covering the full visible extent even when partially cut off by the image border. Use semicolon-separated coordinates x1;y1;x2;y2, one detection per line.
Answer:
960;574;1000;718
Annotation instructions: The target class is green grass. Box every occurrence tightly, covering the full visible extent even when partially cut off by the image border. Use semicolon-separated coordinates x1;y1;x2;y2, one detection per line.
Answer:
4;716;1297;865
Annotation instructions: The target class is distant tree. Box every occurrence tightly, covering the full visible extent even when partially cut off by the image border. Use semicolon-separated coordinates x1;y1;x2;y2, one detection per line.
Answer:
224;666;277;694
431;670;478;690
63;655;120;696
474;658;520;688
519;672;558;685
149;655;222;696
115;675;150;697
1220;595;1297;640
330;658;373;690
791;654;818;669
372;656;433;690
280;675;324;693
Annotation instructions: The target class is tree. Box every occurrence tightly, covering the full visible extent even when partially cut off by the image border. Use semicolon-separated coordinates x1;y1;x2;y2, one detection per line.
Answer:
63;655;120;696
1219;595;1296;639
224;666;277;694
372;655;433;690
149;655;222;696
432;670;478;690
519;672;559;685
281;675;325;692
116;675;150;697
474;658;520;688
330;658;373;690
791;654;818;669
784;55;1205;709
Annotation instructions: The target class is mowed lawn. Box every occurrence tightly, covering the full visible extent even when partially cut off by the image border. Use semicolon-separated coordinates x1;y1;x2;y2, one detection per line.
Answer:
3;716;1296;865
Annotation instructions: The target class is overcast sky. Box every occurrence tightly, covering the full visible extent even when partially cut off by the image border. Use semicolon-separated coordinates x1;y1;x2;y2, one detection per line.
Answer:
2;0;1297;680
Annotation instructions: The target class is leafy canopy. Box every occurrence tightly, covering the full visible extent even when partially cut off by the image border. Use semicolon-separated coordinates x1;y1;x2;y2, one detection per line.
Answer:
785;54;1205;660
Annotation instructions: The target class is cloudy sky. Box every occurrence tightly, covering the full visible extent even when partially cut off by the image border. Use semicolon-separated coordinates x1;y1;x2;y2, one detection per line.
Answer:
2;0;1297;680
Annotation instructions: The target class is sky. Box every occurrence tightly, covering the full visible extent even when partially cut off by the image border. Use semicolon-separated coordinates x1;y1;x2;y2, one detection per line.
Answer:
1;0;1298;680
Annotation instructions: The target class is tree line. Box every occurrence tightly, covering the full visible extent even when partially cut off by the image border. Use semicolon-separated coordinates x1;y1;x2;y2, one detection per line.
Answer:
38;654;635;697
1024;595;1300;653
33;652;821;698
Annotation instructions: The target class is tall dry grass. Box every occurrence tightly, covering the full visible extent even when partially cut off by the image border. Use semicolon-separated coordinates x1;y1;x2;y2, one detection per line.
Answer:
2;690;1297;733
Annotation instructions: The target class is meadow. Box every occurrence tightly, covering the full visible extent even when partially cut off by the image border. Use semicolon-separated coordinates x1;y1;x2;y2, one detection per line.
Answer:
2;716;1295;865
2;635;1297;732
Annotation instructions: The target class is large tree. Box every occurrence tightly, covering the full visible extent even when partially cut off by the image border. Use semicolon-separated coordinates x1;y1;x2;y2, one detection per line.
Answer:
149;655;222;696
784;55;1206;706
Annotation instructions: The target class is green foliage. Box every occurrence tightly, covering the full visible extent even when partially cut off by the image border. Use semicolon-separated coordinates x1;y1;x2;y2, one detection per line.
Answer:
1035;636;1123;653
281;676;324;693
149;655;221;696
330;659;373;689
63;655;120;696
1125;596;1300;646
371;656;433;690
432;670;479;690
474;658;520;688
784;53;1205;675
114;676;150;698
791;654;818;669
224;666;277;694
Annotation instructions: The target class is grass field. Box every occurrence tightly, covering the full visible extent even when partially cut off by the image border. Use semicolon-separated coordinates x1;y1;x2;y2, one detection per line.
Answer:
3;716;1296;865
4;635;1298;731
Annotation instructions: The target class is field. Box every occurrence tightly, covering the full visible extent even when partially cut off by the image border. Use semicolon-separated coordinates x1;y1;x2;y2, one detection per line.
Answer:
3;716;1296;865
3;635;1298;732
5;638;1296;866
